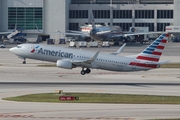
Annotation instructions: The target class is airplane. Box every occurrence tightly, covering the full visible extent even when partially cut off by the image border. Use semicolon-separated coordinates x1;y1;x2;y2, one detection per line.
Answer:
9;33;169;75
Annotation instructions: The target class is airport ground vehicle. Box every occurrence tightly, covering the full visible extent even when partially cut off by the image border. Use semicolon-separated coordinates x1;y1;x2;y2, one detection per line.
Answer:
89;41;98;47
69;40;76;47
102;41;110;47
0;44;6;48
46;38;55;44
78;41;87;47
172;37;180;42
14;37;27;44
59;38;66;44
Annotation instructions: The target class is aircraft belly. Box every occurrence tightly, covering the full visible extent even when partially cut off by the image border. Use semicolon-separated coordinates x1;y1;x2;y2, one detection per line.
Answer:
97;62;124;71
91;35;103;41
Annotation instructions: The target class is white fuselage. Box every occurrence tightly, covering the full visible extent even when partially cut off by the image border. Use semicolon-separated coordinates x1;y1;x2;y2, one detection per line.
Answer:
9;44;153;72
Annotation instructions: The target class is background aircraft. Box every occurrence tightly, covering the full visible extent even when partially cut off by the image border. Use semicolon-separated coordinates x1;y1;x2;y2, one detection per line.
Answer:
67;10;162;44
9;33;169;75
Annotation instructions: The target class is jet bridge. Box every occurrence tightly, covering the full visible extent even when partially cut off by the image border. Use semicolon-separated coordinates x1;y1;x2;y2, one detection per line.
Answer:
7;30;19;39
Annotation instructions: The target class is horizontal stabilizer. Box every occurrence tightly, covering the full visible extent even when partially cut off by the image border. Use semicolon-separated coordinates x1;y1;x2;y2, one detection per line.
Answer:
146;60;170;65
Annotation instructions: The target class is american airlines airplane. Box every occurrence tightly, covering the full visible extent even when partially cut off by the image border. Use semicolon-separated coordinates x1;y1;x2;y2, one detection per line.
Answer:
67;10;162;43
9;33;169;75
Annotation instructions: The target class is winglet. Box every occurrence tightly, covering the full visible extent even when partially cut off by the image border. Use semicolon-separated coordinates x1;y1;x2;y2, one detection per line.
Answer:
111;43;126;55
87;51;100;63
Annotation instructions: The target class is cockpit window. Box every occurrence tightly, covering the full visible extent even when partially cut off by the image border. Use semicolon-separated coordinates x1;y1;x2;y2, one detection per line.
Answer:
17;45;22;48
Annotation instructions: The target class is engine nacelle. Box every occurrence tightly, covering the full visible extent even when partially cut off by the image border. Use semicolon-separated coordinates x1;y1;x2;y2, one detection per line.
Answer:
122;35;135;43
56;60;73;69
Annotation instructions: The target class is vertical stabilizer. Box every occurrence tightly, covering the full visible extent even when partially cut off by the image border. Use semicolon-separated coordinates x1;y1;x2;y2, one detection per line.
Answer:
136;33;169;62
90;9;96;29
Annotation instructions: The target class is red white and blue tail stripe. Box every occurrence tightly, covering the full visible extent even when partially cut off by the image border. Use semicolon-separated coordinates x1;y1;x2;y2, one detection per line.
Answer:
136;33;169;62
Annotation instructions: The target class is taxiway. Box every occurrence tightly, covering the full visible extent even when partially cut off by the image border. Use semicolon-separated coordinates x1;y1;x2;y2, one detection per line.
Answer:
1;43;180;120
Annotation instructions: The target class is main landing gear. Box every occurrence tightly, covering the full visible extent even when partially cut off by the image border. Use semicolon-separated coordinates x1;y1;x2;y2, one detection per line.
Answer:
81;68;91;75
22;58;26;64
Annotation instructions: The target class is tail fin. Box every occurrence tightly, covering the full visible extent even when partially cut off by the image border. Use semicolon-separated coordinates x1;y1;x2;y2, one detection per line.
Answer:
90;9;96;29
136;33;169;62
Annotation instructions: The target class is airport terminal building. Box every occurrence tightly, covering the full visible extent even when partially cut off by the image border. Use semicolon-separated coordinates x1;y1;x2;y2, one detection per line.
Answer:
0;0;179;37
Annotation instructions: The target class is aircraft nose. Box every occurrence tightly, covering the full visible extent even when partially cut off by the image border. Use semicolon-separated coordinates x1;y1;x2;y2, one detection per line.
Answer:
9;48;13;52
9;47;16;53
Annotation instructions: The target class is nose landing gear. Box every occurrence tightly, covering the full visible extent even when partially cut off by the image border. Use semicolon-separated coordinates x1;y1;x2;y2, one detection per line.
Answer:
22;58;26;64
81;68;91;75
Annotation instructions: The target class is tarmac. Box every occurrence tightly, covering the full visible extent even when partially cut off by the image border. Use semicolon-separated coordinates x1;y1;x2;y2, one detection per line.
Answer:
0;42;180;120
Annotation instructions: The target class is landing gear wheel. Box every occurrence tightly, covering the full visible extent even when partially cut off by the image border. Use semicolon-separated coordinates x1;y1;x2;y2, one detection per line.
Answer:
81;70;86;75
85;68;91;74
23;61;26;64
23;58;26;64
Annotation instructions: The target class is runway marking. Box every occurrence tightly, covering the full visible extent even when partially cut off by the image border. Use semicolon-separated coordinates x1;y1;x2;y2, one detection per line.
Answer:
0;114;135;120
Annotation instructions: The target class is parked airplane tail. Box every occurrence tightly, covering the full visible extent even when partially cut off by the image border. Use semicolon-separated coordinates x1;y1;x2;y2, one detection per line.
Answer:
90;9;96;29
136;33;169;62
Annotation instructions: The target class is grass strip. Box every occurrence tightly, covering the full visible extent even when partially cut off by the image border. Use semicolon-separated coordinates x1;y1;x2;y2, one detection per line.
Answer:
37;63;180;68
3;93;180;104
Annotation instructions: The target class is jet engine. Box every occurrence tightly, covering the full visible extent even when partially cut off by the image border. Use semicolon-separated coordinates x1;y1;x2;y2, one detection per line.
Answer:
56;60;73;69
122;35;135;43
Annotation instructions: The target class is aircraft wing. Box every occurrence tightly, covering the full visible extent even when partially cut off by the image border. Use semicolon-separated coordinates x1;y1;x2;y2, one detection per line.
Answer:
71;51;100;67
96;30;111;35
123;32;163;36
38;30;90;37
110;43;126;55
0;32;11;34
66;30;90;37
111;32;163;38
